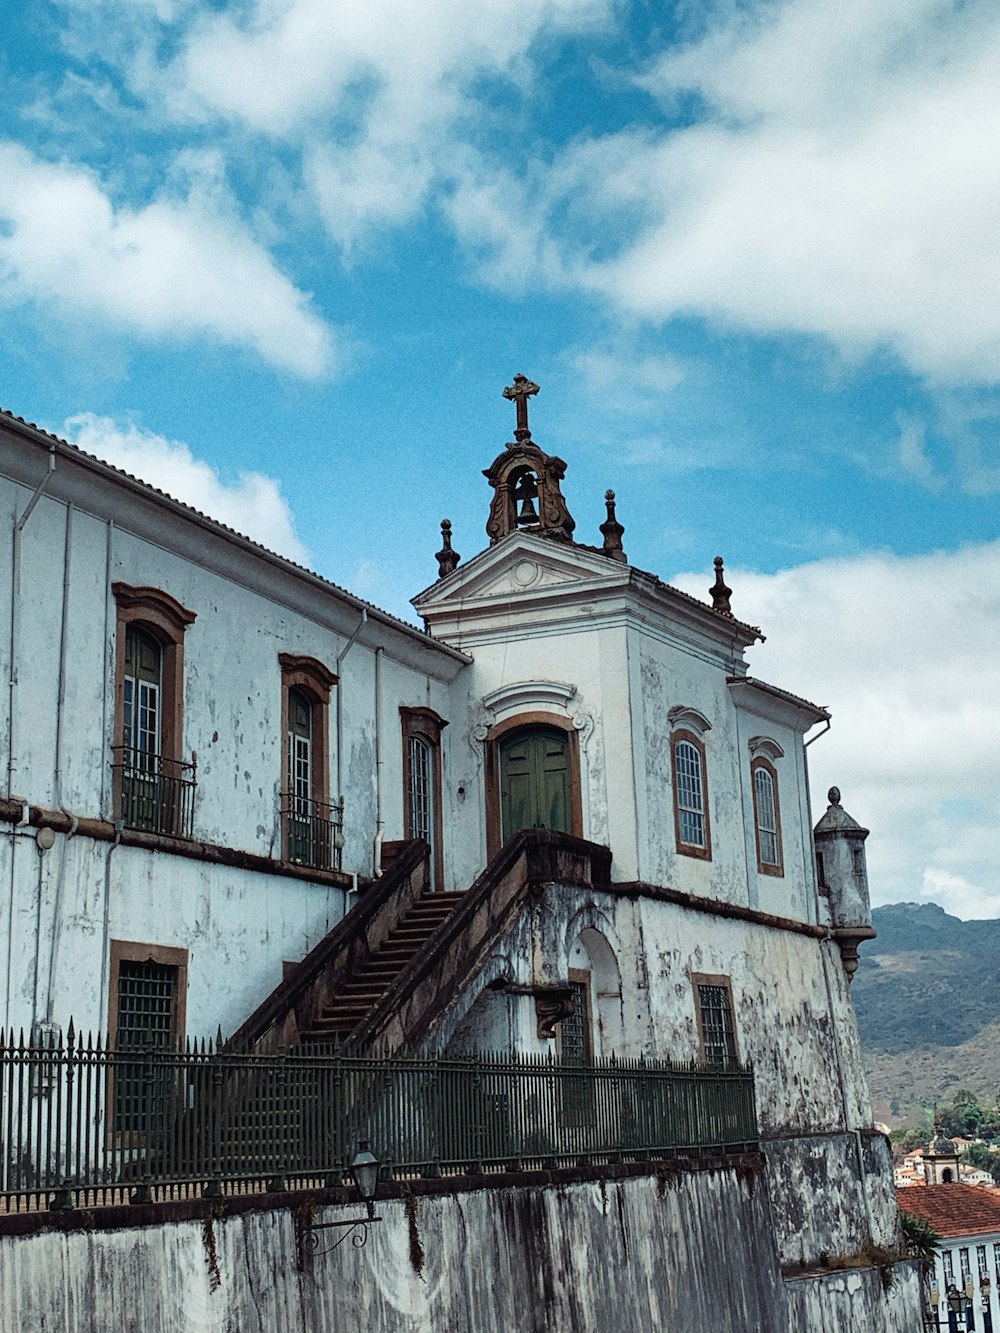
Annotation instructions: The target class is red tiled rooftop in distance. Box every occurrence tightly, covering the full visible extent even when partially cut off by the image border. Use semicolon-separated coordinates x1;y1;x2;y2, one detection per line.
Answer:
898;1184;1000;1237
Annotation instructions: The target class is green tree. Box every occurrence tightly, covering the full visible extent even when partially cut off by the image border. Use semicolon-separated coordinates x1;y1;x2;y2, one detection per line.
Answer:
960;1142;993;1171
939;1091;985;1138
891;1126;929;1155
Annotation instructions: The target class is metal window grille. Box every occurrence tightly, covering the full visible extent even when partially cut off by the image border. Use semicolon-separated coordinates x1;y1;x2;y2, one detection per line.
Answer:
559;981;593;1117
698;984;737;1069
407;736;432;843
113;961;177;1134
674;740;705;847
560;982;590;1068
753;767;779;865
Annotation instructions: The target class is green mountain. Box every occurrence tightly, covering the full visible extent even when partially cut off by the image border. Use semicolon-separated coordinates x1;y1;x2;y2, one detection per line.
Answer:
854;902;1000;1126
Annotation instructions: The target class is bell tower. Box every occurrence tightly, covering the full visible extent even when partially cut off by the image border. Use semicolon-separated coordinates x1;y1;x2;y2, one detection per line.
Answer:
483;375;576;545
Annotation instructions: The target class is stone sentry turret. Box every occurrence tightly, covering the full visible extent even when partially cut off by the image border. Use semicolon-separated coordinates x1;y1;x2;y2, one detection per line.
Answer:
813;787;875;981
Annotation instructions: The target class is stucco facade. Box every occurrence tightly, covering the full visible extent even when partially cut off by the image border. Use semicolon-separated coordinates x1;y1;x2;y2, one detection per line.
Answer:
0;400;919;1328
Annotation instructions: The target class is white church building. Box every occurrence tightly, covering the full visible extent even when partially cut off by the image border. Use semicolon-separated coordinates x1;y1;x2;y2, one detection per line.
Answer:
0;380;922;1331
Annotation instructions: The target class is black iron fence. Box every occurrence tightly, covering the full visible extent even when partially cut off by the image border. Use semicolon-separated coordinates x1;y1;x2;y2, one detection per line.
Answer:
111;747;197;839
0;1028;757;1214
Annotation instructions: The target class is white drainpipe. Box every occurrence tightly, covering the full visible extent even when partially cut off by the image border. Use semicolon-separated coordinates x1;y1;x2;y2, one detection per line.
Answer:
374;646;384;877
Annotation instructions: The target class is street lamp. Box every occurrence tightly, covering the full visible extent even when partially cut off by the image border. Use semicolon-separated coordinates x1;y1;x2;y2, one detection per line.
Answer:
945;1285;974;1332
349;1140;381;1221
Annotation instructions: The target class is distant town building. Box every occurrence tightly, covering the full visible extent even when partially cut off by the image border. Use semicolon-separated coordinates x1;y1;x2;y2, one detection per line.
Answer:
901;1184;1000;1331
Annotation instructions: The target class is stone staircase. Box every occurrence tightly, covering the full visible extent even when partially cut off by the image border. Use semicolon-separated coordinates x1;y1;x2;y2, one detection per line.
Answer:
300;891;465;1043
229;831;612;1058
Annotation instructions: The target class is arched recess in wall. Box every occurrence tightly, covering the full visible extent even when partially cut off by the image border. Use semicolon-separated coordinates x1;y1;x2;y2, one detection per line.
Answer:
483;711;584;857
567;926;623;1057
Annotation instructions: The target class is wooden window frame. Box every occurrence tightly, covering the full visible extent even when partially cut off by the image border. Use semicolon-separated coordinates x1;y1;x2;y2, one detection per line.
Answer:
108;939;189;1051
107;939;188;1148
279;654;337;862
483;712;584;860
400;706;448;891
113;585;196;829
750;755;784;877
113;583;196;768
691;972;739;1069
671;728;712;860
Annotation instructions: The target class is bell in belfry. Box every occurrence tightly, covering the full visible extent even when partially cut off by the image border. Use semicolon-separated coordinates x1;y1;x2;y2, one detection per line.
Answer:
512;470;540;527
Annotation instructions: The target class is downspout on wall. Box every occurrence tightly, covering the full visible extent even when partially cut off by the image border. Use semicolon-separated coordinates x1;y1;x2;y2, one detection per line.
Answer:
6;445;56;801
335;609;367;811
374;646;384;877
45;501;80;1022
5;446;56;1032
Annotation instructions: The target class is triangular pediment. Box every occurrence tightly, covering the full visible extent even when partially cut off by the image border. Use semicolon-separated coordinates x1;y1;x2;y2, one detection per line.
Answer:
413;532;627;612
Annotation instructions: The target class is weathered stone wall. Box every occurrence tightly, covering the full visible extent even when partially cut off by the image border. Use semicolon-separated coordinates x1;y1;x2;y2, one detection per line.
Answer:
763;1131;901;1269
785;1268;923;1333
0;1170;921;1332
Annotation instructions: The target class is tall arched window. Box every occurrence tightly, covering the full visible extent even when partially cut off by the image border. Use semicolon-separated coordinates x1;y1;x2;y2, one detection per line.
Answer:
407;735;433;845
671;729;711;859
279;655;338;870
751;757;783;875
401;707;447;890
287;686;314;862
113;584;196;837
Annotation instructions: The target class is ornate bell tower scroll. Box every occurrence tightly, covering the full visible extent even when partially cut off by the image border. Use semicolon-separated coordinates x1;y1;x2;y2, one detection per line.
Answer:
483;375;576;545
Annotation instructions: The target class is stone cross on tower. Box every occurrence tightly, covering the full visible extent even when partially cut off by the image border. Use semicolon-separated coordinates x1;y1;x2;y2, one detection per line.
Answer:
503;374;540;443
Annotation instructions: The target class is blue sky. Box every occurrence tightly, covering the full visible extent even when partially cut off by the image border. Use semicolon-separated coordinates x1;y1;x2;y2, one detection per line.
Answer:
2;0;999;915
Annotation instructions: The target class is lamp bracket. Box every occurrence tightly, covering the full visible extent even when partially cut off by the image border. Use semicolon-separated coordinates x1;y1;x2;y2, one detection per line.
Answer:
295;1214;383;1269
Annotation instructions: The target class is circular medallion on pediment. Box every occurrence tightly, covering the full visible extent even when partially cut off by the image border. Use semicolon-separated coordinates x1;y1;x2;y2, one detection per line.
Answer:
512;560;540;588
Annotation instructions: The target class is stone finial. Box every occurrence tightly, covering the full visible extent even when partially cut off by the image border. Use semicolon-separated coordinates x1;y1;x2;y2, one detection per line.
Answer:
828;787;841;806
710;556;733;616
502;374;540;443
599;489;626;563
435;519;460;579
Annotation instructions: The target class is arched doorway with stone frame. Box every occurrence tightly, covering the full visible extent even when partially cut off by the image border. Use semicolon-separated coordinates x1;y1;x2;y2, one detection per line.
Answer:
483;712;584;858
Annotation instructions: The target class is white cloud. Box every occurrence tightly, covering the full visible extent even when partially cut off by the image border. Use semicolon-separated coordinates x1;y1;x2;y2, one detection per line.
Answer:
0;141;334;376
920;870;1000;923
457;0;1000;390
895;414;944;494
63;412;310;564
675;539;1000;916
103;0;612;250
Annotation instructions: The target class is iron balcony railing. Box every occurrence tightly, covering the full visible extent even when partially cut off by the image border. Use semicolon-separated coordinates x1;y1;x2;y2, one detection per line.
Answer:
111;747;197;839
0;1028;757;1214
280;794;344;871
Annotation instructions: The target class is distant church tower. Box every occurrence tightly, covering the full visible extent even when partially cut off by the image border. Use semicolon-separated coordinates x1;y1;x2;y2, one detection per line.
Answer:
924;1124;961;1185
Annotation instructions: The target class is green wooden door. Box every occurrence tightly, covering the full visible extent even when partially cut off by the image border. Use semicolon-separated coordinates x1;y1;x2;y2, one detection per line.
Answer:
499;727;571;843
